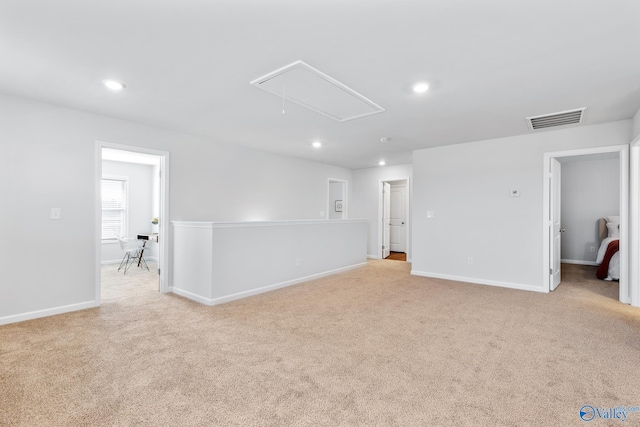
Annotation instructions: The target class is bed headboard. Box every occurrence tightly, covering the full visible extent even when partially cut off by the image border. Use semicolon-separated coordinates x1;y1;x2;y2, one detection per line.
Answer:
598;218;607;244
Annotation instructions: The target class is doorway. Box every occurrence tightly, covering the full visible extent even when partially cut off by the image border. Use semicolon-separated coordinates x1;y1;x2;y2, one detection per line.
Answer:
95;141;170;305
543;145;628;303
328;179;347;219
379;178;410;261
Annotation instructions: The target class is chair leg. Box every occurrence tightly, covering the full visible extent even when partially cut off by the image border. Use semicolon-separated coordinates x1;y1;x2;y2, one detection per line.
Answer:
117;252;129;272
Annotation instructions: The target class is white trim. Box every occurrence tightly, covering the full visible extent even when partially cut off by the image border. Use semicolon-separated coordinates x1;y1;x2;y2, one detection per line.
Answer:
328;178;349;219
411;270;545;293
367;254;381;259
96;141;170;303
561;259;599;266
377;176;411;260
101;256;158;266
171;219;367;229
629;134;640;307
542;144;629;303
171;262;367;306
0;301;97;326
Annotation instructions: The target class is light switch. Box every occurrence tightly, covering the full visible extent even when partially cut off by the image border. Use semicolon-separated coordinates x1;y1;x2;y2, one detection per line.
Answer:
51;208;61;220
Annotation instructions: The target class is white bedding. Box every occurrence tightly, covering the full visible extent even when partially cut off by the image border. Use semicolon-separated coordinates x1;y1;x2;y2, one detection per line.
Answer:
596;237;620;280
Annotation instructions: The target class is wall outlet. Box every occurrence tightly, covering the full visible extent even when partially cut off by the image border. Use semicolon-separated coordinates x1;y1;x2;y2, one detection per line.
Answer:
296;258;301;267
467;257;474;265
510;189;520;197
590;246;596;253
427;210;434;219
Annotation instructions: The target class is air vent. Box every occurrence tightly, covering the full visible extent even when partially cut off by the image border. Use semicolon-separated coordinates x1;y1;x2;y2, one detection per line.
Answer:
526;108;586;130
250;60;385;122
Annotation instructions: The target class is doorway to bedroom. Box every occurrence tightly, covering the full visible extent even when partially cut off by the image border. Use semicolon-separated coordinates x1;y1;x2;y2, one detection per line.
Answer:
543;145;628;304
95;141;170;305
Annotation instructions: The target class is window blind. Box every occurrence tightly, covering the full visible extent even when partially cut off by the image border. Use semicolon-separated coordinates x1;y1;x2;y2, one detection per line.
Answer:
102;178;127;240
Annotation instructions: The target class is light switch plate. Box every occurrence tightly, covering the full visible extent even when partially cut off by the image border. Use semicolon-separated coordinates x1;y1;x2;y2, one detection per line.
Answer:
51;208;61;220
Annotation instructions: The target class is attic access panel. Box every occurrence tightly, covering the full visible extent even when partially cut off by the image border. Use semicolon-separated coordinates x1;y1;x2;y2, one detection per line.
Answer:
250;60;385;122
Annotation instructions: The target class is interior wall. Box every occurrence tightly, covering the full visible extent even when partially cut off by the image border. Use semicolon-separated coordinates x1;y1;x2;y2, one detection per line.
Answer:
101;160;155;263
560;158;619;264
0;93;352;323
411;120;632;291
351;164;412;258
633;107;640;139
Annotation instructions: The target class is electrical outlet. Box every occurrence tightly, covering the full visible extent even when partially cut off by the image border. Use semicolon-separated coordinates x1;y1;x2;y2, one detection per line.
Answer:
467;257;474;265
296;258;301;267
590;246;596;253
427;211;434;219
51;208;61;220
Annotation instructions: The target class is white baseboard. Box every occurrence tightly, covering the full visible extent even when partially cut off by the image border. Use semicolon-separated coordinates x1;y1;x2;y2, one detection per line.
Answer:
101;256;158;265
410;270;546;293
367;254;380;259
0;300;98;326
561;259;599;266
172;262;367;306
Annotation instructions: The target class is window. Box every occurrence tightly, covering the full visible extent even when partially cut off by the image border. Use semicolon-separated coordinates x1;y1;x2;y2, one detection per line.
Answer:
101;178;128;240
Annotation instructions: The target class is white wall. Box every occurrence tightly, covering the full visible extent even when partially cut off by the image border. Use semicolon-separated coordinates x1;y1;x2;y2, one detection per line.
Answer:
411;120;632;291
351;164;412;258
560;158;619;264
0;93;352;324
101;160;156;263
172;220;368;305
633;108;640;139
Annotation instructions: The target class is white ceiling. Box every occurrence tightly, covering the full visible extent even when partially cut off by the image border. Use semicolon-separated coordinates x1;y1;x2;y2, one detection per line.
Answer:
2;1;639;169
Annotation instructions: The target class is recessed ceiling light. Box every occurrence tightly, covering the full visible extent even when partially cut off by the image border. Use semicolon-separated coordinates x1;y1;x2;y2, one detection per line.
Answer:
103;80;126;91
412;82;429;94
312;141;322;149
378;160;386;166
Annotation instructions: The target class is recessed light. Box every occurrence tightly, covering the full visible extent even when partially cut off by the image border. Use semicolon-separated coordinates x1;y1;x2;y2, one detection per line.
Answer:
103;80;126;91
412;82;429;94
378;160;386;166
312;141;322;149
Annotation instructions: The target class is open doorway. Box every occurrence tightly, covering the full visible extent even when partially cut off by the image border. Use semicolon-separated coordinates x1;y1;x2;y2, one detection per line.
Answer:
95;142;169;305
328;178;348;219
543;145;628;304
379;178;410;261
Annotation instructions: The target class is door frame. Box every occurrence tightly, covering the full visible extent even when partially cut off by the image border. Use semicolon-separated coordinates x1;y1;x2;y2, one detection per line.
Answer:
542;144;628;303
327;178;348;219
95;141;171;304
378;177;411;260
629;134;640;307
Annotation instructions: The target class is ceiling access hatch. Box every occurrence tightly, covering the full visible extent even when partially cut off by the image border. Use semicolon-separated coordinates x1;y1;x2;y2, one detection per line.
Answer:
526;107;586;130
250;60;385;122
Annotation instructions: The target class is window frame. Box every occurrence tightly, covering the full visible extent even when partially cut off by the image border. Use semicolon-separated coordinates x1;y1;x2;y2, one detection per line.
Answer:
101;175;129;242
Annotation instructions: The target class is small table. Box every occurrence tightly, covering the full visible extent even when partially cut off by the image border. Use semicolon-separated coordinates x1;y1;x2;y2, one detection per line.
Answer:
136;233;159;267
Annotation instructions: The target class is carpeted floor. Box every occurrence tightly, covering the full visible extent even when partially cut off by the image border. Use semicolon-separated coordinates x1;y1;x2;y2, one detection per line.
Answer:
1;261;639;426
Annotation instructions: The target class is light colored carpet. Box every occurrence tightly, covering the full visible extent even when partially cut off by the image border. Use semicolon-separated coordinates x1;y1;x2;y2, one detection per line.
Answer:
1;261;639;426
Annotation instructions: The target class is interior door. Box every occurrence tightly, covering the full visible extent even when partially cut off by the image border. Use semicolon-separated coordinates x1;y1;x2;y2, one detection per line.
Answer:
389;184;406;252
550;158;562;291
383;182;391;259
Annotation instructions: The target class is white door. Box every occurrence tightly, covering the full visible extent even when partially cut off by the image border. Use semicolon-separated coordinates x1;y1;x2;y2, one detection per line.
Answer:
383;182;391;259
550;158;562;291
389;185;406;252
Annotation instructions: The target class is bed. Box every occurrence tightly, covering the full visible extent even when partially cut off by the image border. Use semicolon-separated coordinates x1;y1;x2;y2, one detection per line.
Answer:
596;216;620;281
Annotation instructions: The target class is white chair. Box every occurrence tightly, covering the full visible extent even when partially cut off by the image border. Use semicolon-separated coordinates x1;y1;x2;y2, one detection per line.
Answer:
115;235;149;273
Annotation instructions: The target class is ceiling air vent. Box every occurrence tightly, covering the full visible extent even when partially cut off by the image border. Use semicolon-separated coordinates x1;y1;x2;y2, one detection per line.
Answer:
526;108;586;131
250;60;385;122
